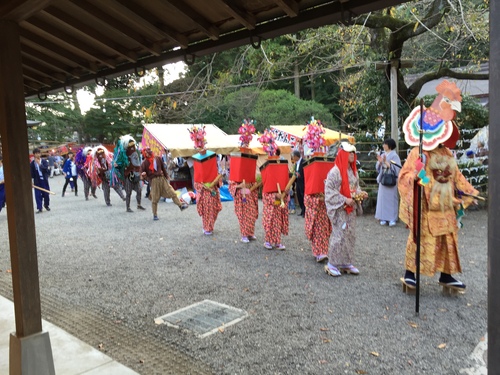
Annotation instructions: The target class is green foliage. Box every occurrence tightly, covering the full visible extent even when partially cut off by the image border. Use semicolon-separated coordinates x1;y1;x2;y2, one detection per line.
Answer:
188;88;334;134
251;90;334;131
455;95;489;129
25;99;83;142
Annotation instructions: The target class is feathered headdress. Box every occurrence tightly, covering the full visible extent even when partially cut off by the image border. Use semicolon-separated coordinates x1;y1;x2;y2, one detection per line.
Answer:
110;135;134;186
89;145;113;187
119;134;136;149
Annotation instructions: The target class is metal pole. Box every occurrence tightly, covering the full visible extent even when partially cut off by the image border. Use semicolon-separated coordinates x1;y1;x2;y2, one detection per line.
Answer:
415;99;424;315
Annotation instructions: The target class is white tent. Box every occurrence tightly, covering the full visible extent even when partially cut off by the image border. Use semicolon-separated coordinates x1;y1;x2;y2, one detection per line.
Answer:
141;124;240;158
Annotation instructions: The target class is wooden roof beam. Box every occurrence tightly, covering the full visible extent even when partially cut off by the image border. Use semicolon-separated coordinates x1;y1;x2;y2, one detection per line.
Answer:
94;0;189;49
22;57;66;83
164;0;220;40
0;0;53;21
23;69;52;87
20;29;100;73
41;7;138;63
22;18;117;68
216;0;256;30
66;1;162;56
21;45;81;78
273;0;299;17
24;79;42;93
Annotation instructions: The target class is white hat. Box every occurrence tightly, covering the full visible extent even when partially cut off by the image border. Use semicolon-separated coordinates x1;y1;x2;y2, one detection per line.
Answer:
340;141;356;153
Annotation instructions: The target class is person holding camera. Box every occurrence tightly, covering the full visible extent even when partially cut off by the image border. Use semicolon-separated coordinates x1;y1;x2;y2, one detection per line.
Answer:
62;151;78;198
375;138;401;227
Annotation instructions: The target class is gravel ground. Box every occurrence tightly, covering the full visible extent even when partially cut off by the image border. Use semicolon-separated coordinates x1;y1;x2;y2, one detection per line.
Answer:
0;176;488;374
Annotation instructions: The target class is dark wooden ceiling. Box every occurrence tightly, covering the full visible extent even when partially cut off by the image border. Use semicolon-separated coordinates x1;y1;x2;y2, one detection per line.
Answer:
1;0;406;99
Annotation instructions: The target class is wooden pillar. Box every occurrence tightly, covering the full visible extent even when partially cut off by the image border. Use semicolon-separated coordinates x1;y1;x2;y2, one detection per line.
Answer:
489;1;500;372
390;59;399;152
0;20;55;375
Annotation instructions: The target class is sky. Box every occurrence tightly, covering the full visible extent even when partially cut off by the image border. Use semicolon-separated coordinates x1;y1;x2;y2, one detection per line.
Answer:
76;61;186;114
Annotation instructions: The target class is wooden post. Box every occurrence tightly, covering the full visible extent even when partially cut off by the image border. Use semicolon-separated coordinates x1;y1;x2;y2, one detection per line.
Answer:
390;59;399;152
0;20;55;375
489;1;500;371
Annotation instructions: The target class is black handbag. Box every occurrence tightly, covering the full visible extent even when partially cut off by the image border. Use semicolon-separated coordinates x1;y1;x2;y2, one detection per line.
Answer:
380;166;397;186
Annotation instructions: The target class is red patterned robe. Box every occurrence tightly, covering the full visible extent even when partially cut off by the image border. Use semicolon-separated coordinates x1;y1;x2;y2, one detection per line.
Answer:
229;181;259;238
262;192;289;245
304;194;331;257
194;182;222;233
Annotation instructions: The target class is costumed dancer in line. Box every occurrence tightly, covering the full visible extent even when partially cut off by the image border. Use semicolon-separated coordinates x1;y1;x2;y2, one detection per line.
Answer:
188;125;222;235
399;80;478;292
305;193;331;262
76;146;97;201
195;177;222;235
228;119;259;243
229;180;259;242
89;146;114;206
259;129;289;250
112;135;145;212
140;147;188;220
324;142;367;277
302;119;331;263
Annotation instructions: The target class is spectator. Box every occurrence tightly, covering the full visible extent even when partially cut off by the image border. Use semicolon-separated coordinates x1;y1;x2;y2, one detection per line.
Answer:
48;152;56;178
62;151;78;197
375;138;401;226
30;148;51;213
292;150;305;217
476;141;488;157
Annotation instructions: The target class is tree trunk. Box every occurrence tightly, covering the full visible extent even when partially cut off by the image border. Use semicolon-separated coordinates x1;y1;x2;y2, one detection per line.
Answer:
157;66;165;91
294;62;300;99
310;74;315;100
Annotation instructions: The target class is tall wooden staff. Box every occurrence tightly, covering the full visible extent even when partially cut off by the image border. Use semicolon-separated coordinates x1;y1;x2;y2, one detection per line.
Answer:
415;99;424;315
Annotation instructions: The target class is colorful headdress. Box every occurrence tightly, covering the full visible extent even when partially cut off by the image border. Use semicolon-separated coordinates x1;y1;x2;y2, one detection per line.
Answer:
75;147;87;167
238;119;256;148
91;145;109;159
188;125;207;150
120;134;136;149
403;80;462;151
110;135;135;186
302;119;326;152
257;129;278;157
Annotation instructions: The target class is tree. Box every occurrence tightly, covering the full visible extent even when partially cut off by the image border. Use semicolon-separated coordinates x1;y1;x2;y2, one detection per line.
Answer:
352;0;489;105
26;92;84;142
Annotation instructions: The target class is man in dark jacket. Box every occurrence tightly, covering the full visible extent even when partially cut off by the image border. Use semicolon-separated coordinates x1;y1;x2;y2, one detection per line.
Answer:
292;150;305;217
30;148;51;213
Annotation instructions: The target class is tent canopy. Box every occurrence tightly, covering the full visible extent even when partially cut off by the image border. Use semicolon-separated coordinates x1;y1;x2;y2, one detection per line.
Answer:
142;124;240;158
225;135;292;155
270;125;355;146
